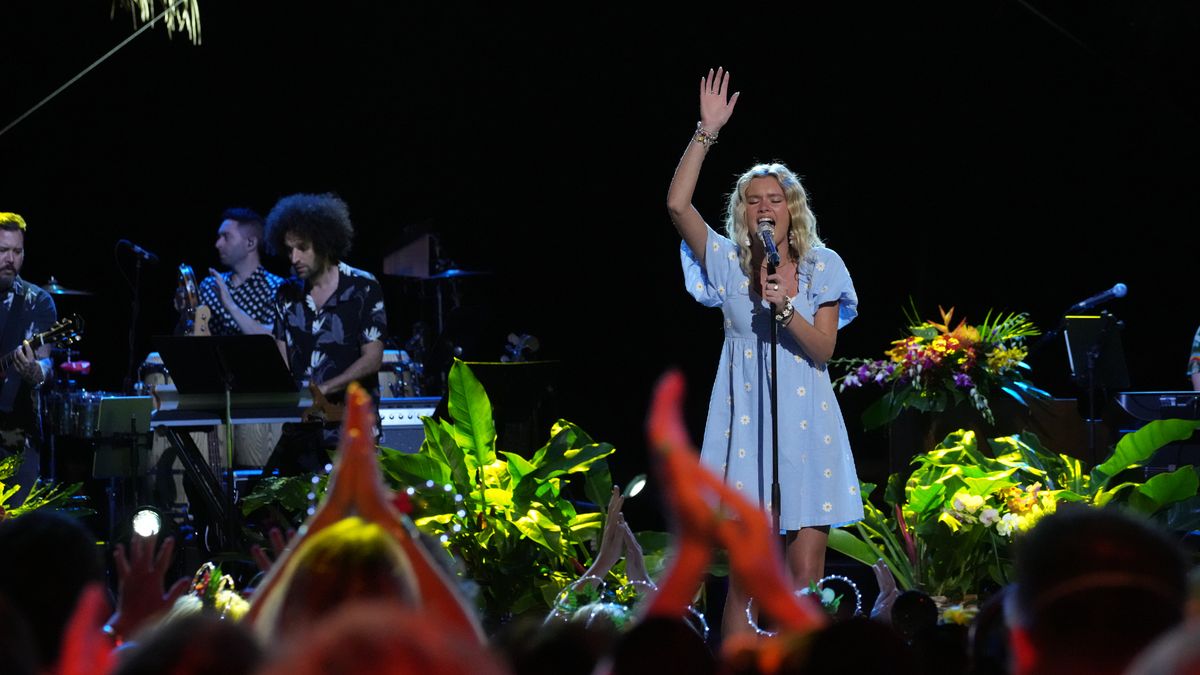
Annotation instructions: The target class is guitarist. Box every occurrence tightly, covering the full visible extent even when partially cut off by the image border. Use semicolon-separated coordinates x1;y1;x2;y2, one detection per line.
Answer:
0;213;57;506
213;193;387;476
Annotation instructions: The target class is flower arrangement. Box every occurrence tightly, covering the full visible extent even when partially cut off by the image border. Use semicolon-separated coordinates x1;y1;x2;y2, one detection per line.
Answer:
832;304;1048;430
829;420;1200;602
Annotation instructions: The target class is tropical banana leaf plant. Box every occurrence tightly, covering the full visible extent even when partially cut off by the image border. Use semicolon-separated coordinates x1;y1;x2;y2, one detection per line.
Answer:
830;419;1200;601
243;359;630;627
0;454;88;521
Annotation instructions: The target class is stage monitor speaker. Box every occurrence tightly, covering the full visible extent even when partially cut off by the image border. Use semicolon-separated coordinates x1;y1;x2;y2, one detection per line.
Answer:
379;396;440;454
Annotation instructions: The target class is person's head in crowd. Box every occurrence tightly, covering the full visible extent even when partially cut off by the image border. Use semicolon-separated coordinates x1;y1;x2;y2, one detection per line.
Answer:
111;612;262;675
251;515;418;641
890;589;939;644
0;593;37;675
258;599;511;675
601;615;716;675
967;585;1013;675
1006;505;1188;675
496;613;617;675
0;511;104;671
790;616;917;675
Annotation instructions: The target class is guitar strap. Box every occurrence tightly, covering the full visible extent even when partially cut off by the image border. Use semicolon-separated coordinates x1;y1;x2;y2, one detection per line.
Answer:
0;287;28;414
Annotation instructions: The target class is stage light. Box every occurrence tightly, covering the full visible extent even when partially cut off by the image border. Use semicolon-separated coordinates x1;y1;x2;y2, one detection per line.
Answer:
131;507;163;538
623;474;647;499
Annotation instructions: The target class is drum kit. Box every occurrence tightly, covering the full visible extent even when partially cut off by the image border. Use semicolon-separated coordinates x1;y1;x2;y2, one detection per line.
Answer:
35;277;112;441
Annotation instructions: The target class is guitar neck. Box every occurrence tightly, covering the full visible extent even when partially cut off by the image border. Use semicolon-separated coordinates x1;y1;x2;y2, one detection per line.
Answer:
0;334;48;371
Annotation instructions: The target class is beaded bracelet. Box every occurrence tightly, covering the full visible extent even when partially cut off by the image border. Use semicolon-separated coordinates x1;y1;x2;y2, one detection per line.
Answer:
693;121;719;147
775;298;795;326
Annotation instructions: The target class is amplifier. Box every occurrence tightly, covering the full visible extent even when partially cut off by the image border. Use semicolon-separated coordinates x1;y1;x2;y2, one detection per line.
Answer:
378;397;439;454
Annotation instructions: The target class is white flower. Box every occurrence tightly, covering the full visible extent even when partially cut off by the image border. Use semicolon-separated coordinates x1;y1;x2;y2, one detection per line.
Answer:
820;285;828;294
980;508;999;527
735;481;744;490
797;386;807;397
823;435;832;445
717;285;725;295
822;502;833;512
823;468;832;478
996;513;1020;537
816;261;826;272
740;279;749;289
744;348;753;359
738;448;746;458
362;326;381;342
711;242;720;252
726;319;733;328
305;296;318;313
740;415;750;426
821;401;830;411
727;251;736;261
800;420;809;430
849;485;858;495
744;382;752;392
726;396;732;406
724;428;731;439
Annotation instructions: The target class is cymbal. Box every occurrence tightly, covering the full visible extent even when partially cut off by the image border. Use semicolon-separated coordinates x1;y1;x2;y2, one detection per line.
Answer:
41;276;94;296
425;268;491;280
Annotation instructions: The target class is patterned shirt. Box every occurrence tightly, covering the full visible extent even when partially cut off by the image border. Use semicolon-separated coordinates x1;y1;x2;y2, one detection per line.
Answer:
271;262;388;399
198;266;285;337
1189;325;1200;378
0;276;57;423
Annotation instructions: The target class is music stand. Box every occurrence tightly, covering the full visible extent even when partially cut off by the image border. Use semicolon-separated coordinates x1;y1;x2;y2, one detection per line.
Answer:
151;334;296;551
1063;313;1130;464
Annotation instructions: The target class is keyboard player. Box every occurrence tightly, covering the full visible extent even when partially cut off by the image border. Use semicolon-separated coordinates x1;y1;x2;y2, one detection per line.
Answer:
213;193;387;475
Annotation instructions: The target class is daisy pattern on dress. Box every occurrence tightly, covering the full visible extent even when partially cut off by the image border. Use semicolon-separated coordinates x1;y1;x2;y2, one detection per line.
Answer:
849;485;858;496
824;435;833;445
727;251;737;261
724;428;731;439
717;285;725;296
800;420;809;430
695;282;704;293
735;481;744;490
744;349;753;359
816;261;826;272
796;386;807;397
711;242;720;252
744;382;752;392
823;468;833;478
740;415;750;425
738;448;746;458
821;401;830;411
822;502;833;512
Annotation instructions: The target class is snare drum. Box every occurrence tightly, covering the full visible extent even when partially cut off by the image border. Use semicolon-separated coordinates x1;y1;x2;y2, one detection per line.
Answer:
43;390;73;437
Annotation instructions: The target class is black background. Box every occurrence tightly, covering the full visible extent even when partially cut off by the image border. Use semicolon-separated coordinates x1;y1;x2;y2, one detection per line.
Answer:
3;1;1198;529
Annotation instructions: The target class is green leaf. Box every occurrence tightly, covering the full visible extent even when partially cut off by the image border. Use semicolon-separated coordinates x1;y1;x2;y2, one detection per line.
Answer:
1128;467;1199;514
862;392;905;431
501;451;537;484
828;527;884;567
1092;420;1200;488
447;359;498;469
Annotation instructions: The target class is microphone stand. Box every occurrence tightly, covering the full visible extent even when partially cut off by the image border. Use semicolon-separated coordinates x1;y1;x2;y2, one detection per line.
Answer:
123;256;142;395
767;259;782;538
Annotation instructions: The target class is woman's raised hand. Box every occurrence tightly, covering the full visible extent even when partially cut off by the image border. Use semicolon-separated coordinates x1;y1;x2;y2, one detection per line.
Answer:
699;67;739;133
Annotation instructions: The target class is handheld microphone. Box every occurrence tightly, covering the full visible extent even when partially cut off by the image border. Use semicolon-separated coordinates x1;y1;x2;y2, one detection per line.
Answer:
1068;283;1127;312
757;218;781;268
118;239;160;264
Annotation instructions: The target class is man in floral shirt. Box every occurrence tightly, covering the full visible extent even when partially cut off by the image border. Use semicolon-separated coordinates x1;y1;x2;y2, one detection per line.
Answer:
259;193;388;475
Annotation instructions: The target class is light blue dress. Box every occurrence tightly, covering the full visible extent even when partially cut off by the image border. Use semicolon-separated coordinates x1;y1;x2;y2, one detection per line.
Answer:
681;227;864;530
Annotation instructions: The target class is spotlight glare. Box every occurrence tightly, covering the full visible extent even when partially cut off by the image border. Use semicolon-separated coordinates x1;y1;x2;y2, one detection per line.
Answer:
131;508;162;538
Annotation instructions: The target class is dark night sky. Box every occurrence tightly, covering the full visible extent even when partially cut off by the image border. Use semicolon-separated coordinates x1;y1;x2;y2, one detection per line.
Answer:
2;1;1199;525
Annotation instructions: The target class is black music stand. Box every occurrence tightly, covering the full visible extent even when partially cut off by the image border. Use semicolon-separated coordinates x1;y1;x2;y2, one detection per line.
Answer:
1063;313;1130;464
152;334;295;551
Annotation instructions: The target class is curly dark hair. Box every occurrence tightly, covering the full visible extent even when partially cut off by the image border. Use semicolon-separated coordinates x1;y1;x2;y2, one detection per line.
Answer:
265;193;354;262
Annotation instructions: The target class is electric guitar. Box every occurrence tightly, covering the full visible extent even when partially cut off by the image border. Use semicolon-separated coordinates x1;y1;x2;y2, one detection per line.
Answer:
0;314;84;378
177;263;211;336
303;382;345;423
